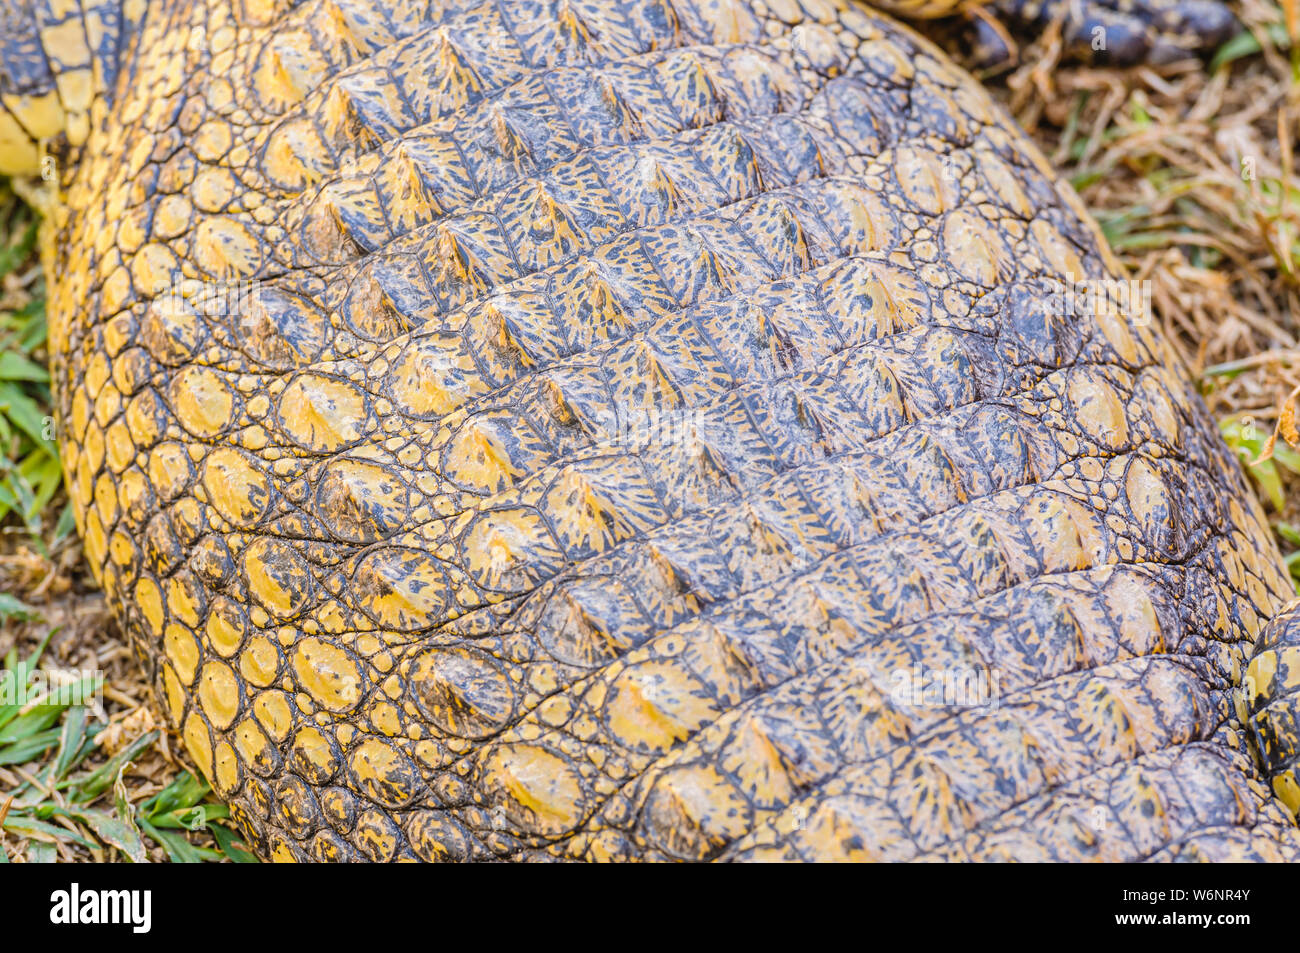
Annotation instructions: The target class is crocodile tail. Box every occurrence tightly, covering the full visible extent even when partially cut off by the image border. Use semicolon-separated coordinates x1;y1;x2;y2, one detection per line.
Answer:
1243;598;1300;816
0;0;125;176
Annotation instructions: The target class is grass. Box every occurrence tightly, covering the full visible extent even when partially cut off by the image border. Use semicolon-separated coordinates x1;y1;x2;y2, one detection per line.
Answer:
0;192;61;535
2;4;1300;862
0;627;255;863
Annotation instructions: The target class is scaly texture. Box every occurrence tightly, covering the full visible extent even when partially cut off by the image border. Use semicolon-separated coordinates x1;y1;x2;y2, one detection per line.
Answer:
972;0;1239;66
25;0;1300;861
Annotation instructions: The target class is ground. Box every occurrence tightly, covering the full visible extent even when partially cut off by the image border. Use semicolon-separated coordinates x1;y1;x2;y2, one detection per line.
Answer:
2;0;1299;862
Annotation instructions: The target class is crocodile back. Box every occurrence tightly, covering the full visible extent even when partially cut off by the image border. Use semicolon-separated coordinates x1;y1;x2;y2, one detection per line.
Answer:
47;0;1300;860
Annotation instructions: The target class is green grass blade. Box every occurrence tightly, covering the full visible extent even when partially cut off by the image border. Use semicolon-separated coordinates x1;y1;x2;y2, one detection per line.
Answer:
0;705;66;745
3;813;96;848
0;381;55;454
0;351;48;382
142;770;209;817
0;725;63;765
208;821;259;863
51;706;88;781
67;730;157;802
49;807;148;863
138;819;222;863
0;592;36;621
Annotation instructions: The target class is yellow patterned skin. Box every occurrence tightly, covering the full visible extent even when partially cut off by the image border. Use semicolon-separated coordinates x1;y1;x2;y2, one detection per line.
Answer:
0;0;128;173
11;0;1300;861
1244;600;1300;818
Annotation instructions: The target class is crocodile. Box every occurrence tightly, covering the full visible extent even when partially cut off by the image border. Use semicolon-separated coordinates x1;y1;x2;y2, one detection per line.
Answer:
2;0;1298;862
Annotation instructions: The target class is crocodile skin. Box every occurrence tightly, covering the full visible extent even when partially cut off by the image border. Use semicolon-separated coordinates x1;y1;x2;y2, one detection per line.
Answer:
23;0;1300;861
973;0;1239;66
0;0;125;171
1244;598;1300;816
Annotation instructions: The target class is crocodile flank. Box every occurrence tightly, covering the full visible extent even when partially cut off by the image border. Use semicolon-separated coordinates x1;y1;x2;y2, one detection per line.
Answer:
29;0;1300;861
